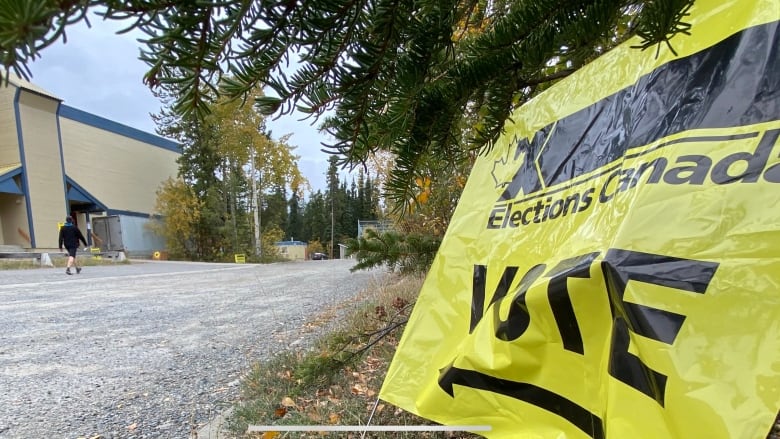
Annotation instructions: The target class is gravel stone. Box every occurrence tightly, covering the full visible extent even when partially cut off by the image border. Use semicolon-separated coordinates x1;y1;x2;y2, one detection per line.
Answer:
0;259;385;438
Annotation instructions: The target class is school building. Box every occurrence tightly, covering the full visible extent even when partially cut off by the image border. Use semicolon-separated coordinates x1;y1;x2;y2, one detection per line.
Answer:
0;76;180;255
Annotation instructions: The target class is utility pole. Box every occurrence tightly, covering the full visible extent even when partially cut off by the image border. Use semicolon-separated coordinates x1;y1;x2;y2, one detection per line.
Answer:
250;146;262;257
330;191;334;259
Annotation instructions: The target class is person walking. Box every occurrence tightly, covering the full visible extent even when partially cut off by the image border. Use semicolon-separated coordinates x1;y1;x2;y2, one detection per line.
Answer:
58;215;87;275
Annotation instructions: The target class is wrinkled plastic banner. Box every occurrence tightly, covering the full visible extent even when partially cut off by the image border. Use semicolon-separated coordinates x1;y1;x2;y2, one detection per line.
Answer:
380;1;780;438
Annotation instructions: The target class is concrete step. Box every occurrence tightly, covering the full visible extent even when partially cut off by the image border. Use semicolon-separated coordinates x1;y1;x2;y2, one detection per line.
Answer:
0;245;24;252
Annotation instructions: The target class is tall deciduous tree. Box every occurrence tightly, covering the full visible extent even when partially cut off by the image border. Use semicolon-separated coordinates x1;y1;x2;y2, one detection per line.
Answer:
1;0;696;206
149;177;202;259
206;89;305;256
152;82;306;260
153;86;235;259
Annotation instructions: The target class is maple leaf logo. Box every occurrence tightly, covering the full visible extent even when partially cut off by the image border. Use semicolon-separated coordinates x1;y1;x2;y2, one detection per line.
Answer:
491;136;525;189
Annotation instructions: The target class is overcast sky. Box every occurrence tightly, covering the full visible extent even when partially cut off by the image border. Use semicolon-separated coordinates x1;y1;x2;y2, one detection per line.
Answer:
27;14;330;193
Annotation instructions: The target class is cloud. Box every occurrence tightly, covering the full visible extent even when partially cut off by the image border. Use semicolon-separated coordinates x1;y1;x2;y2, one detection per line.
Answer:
26;13;332;193
29;17;159;133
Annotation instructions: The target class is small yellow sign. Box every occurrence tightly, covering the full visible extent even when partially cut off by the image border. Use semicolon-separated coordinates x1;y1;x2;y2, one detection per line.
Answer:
234;254;246;264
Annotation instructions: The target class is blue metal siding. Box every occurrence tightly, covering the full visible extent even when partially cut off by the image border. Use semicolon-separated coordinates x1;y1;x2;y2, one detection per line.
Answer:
13;88;35;247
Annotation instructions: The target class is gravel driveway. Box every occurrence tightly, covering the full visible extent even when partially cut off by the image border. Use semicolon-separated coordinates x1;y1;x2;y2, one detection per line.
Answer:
0;259;385;438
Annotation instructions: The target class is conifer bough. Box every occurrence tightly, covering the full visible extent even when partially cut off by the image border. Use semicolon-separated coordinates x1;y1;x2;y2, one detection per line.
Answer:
0;0;695;205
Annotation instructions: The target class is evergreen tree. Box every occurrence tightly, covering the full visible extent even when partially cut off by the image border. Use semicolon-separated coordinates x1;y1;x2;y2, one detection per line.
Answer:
356;170;366;221
344;178;359;238
149;82;305;260
3;1;696;206
286;192;303;242
262;185;288;234
362;173;379;220
302;191;328;244
152;86;233;259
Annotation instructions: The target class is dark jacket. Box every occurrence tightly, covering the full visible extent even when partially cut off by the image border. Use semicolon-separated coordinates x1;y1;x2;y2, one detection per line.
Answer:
58;223;87;249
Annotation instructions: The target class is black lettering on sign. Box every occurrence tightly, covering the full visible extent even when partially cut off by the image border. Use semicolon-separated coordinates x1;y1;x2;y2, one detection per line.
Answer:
545;252;601;354
439;364;605;439
602;249;719;406
493;264;546;341
470;265;518;334
470;253;600;349
449;249;719;434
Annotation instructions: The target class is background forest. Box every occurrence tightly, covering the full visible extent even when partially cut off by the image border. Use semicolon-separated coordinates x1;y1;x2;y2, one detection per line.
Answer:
148;87;387;261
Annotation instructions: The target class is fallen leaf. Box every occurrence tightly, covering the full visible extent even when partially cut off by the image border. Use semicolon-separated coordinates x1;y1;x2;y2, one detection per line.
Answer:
392;297;409;310
329;413;341;424
126;423;137;431
281;396;297;408
375;403;385;413
261;432;280;439
274;407;287;418
351;384;366;395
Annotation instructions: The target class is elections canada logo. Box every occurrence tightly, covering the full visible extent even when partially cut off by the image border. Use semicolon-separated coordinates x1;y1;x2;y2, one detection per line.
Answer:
484;20;779;231
487;127;780;230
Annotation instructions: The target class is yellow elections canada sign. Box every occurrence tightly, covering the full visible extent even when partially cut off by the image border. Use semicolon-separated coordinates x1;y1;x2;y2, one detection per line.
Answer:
380;1;780;438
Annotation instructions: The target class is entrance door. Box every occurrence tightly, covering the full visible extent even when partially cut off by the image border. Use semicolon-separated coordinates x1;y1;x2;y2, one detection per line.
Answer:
91;216;124;251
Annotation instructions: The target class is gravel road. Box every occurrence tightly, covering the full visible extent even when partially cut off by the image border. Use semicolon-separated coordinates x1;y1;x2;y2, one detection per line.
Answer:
0;259;385;439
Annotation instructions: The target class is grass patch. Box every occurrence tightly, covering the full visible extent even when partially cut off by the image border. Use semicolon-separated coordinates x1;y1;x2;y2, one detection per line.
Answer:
227;274;481;439
0;255;130;270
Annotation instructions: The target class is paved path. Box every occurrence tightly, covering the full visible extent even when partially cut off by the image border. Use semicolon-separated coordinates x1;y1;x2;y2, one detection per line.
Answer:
0;259;383;438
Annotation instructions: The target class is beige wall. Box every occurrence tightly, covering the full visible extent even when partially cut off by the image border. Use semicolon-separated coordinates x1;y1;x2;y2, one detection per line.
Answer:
1;79;179;251
279;244;307;261
0;193;30;247
60;119;179;214
16;92;67;248
0;85;20;167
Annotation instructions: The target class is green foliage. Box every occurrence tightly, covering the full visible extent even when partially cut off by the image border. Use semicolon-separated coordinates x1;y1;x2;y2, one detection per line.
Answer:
262;185;289;232
290;162;385;259
259;224;284;262
150;80;307;260
301;191;328;243
388;146;475;236
306;239;326;256
149;177;202;259
347;228;441;274
286;192;303;241
1;0;696;209
293;344;358;389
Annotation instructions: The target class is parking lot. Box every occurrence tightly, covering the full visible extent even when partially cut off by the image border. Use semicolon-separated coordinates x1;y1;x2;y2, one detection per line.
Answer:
0;259;383;438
